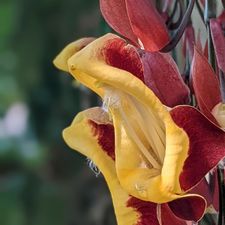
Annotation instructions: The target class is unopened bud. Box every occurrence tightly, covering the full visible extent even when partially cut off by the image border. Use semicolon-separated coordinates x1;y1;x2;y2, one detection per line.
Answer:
211;102;225;129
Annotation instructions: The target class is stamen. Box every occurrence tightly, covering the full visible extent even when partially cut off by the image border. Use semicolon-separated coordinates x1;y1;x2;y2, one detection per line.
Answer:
104;88;165;170
86;158;101;177
128;95;165;163
119;105;161;169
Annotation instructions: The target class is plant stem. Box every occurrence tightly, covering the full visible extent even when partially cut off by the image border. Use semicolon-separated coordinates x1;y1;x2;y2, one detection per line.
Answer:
196;0;204;24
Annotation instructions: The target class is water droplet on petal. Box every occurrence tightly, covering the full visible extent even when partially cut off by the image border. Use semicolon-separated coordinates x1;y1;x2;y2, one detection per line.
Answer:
135;183;147;198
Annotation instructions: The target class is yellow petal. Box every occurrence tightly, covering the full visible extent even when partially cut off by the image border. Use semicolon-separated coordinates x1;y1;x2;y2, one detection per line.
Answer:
63;107;147;225
53;37;95;72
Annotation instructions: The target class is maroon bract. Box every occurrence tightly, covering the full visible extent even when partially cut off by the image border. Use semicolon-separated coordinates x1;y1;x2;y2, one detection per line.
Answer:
100;0;170;51
210;11;225;73
191;47;222;124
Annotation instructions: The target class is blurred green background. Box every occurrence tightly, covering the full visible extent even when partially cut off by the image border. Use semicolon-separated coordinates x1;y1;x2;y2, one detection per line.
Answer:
0;0;115;224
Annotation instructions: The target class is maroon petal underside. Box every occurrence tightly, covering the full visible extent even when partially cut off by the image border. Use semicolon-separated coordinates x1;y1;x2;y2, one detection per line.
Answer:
125;0;170;51
168;195;206;222
100;0;138;46
210;11;225;73
127;197;189;225
141;51;190;107
103;37;145;82
161;204;187;225
190;178;212;207
170;106;225;191
191;48;221;124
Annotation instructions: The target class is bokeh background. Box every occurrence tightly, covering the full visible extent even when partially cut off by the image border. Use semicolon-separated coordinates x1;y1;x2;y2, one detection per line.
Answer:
0;0;116;224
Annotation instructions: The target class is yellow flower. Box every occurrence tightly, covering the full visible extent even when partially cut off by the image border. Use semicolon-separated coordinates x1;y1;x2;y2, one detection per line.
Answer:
54;33;201;203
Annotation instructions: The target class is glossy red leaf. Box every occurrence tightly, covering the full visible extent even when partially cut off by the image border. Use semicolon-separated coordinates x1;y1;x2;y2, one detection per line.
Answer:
191;47;221;123
141;51;190;107
210;11;225;73
170;106;225;191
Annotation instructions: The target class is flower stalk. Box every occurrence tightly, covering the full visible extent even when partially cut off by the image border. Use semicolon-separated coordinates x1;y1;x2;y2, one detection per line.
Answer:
160;0;195;52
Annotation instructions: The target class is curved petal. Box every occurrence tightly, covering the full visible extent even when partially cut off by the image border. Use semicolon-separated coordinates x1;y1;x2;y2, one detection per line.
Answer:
190;178;212;207
170;105;225;191
141;51;190;107
210;11;225;73
168;196;206;222
63;107;206;224
63;107;161;225
191;47;221;124
53;37;95;72
65;34;197;203
161;204;187;225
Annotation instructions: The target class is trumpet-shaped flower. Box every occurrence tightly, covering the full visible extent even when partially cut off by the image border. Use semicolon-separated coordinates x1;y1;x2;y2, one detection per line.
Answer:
54;33;225;224
63;107;189;225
